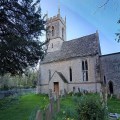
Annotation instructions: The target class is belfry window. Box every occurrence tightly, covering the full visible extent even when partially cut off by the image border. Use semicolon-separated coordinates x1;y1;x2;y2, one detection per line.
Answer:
52;26;55;36
52;43;53;48
69;67;72;82
82;60;88;81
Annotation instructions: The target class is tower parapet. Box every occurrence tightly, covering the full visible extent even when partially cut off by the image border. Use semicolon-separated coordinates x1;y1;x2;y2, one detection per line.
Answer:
46;14;66;26
46;10;66;53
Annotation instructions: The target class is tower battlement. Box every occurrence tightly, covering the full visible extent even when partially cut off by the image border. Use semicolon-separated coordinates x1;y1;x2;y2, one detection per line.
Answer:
46;14;66;25
46;9;66;53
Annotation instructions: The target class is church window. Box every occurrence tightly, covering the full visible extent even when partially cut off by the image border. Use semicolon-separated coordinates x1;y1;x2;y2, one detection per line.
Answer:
49;70;51;81
104;76;106;85
109;81;114;94
52;43;53;48
62;28;64;39
82;60;88;81
52;26;55;36
69;67;72;82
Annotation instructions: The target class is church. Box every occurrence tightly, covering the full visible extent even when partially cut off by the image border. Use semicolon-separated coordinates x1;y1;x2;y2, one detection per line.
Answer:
37;9;120;96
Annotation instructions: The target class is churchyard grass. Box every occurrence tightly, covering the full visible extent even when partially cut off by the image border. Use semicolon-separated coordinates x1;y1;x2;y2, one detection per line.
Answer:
107;97;120;114
0;94;49;120
54;93;120;120
0;93;120;120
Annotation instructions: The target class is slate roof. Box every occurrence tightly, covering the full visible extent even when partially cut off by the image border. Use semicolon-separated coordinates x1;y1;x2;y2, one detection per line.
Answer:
41;33;100;64
56;72;68;83
50;71;68;83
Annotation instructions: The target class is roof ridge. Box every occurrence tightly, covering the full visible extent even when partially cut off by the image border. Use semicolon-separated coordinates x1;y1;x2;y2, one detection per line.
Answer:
101;52;120;57
41;32;99;64
65;32;96;43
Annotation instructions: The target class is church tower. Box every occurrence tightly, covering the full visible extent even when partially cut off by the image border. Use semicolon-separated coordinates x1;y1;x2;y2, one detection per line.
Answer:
46;9;66;52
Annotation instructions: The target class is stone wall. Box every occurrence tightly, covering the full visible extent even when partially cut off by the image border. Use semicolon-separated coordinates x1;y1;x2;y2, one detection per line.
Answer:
101;53;120;96
39;55;101;94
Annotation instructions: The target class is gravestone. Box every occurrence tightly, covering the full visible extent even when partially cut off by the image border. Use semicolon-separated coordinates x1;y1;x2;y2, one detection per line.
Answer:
117;92;120;99
57;96;60;112
64;89;67;96
49;89;52;99
78;87;80;93
73;87;75;94
60;89;63;97
50;98;54;117
46;105;51;120
36;110;42;120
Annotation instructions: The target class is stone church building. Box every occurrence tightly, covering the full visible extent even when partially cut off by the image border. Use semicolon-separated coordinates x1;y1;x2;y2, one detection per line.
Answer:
37;10;120;96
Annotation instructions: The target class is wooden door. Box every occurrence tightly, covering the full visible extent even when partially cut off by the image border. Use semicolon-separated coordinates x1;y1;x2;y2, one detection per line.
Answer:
54;82;59;94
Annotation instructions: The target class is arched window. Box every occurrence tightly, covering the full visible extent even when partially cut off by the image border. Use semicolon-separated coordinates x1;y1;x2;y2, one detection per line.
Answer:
62;28;64;39
104;76;106;85
69;67;72;82
52;26;55;36
109;81;114;94
82;60;88;81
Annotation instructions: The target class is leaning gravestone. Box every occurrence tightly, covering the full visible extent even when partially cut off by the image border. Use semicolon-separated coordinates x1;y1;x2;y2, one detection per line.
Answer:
60;90;63;97
36;110;42;120
64;89;67;96
46;104;51;120
49;89;52;99
57;96;60;112
117;92;120;99
50;98;54;118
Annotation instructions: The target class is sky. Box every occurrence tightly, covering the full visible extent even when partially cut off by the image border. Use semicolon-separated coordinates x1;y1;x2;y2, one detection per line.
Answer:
40;0;120;55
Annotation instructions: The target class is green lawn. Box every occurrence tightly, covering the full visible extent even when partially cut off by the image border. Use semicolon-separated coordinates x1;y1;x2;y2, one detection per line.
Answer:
108;97;120;114
0;93;120;120
0;94;49;120
54;94;120;120
53;96;78;120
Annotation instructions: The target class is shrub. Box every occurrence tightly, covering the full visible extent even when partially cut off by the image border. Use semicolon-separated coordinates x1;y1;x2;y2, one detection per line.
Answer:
1;85;9;90
74;92;82;96
53;106;78;120
68;92;74;96
77;95;108;120
63;106;77;119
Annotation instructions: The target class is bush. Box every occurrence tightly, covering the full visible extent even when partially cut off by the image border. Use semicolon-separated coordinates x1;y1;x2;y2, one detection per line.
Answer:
0;85;9;90
74;92;82;96
53;106;78;120
77;95;108;120
68;92;74;96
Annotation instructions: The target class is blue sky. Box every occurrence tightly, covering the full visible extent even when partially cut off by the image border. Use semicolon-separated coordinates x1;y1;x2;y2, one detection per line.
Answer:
40;0;120;55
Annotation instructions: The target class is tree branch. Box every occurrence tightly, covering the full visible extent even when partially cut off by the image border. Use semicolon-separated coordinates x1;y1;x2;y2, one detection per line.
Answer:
98;0;110;8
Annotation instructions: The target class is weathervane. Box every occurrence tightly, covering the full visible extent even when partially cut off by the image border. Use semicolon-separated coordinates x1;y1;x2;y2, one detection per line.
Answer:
58;0;60;14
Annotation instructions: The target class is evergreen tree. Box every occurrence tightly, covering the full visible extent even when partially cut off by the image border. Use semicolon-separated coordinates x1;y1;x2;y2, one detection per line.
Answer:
0;0;46;75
